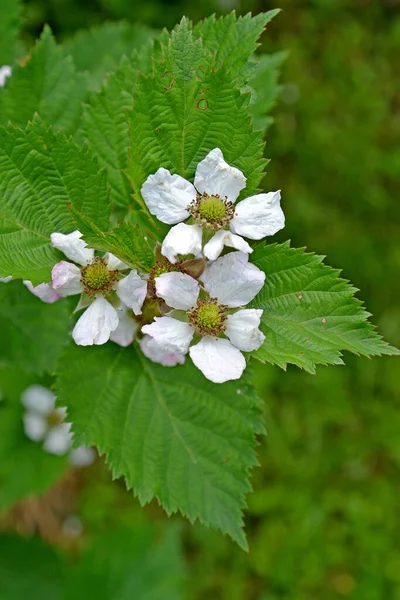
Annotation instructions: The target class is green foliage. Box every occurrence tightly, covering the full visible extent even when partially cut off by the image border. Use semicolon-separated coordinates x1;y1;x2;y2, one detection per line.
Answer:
0;281;70;375
249;51;286;132
0;117;110;283
0;26;88;135
0;0;21;64
55;343;264;549
127;17;266;203
250;242;398;372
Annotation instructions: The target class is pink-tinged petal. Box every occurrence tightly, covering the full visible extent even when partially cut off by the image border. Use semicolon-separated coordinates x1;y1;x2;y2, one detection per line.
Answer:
161;223;203;264
110;308;138;347
201;251;265;308
23;280;61;303
155;272;199;310
142;316;194;355
72;297;119;346
43;423;72;456
230;191;285;240
140;335;186;367
194;148;246;202
141;168;195;224
50;230;94;266
225;309;265;352
52;261;83;296
203;229;252;261
21;384;55;415
189;336;246;383
115;270;147;315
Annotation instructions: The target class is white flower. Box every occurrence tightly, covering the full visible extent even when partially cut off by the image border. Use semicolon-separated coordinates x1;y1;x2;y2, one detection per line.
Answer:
21;384;95;465
141;147;284;262
23;280;61;303
142;252;265;383
0;276;12;283
0;65;11;88
50;230;147;346
109;306;138;347
140;335;186;367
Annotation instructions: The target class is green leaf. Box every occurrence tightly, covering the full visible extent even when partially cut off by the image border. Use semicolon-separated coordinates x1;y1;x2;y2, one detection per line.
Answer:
250;242;400;372
55;343;264;549
63;21;156;89
249;51;286;132
193;10;280;83
0;117;110;284
69;205;154;272
0;26;88;135
127;17;266;205
0;281;70;375
0;0;21;65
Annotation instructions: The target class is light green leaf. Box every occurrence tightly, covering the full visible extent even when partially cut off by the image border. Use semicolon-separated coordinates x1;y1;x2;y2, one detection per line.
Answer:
250;242;400;372
0;281;70;375
0;117;110;284
249;51;287;132
0;26;88;135
127;18;266;207
55;343;264;549
0;0;21;65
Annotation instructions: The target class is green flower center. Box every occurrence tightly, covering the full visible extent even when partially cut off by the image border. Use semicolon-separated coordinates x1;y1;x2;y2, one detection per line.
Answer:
198;196;227;222
189;299;227;336
188;193;235;230
81;258;117;297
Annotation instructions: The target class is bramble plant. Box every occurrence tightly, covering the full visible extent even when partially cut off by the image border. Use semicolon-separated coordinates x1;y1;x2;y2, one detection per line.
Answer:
0;1;398;552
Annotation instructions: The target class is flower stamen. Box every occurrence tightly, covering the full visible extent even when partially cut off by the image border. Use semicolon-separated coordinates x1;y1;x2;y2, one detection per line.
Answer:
81;257;118;298
188;193;235;230
188;298;227;336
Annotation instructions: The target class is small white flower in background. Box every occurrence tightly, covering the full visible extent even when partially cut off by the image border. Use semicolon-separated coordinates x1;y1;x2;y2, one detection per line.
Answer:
50;230;147;346
0;65;11;88
21;384;96;466
0;275;12;283
141;147;284;262
141;251;265;383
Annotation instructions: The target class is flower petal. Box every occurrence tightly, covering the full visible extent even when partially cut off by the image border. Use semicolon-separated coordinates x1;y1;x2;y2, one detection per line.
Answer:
201;251;265;308
189;336;246;383
21;384;55;414
155;272;199;310
52;261;83;296
43;423;72;456
161;223;203;264
141;168;195;224
230;190;285;239
50;230;94;266
115;270;147;315
194;148;246;202
109;308;138;347
106;253;129;270
225;309;265;352
23;413;48;442
23;280;61;304
203;229;253;261
140;335;186;367
142;316;194;355
0;65;12;88
0;276;12;283
72;297;119;346
69;446;97;467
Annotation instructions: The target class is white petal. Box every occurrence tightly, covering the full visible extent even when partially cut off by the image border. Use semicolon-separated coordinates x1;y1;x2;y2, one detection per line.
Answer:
141;168;195;224
142;316;194;355
155;272;199;310
21;385;55;415
225;309;265;352
23;413;48;442
0;275;12;283
106;253;129;270
23;280;61;304
51;261;83;296
50;230;94;266
72;297;119;346
0;65;12;88
109;308;138;347
69;446;96;467
203;229;253;261
115;270;147;315
194;148;246;202
202;251;265;308
230;191;285;240
161;223;203;264
189;336;246;383
44;423;72;456
140;335;186;367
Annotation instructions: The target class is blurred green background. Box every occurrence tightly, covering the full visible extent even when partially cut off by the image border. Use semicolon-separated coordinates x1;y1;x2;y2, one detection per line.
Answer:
2;0;400;598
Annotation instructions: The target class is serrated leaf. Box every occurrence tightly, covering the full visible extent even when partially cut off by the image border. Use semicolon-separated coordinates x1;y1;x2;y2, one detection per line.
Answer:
55;342;264;549
0;0;21;65
127;18;266;207
250;242;400;372
0;281;70;375
0;26;88;135
69;205;154;272
0;117;110;284
249;51;286;132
